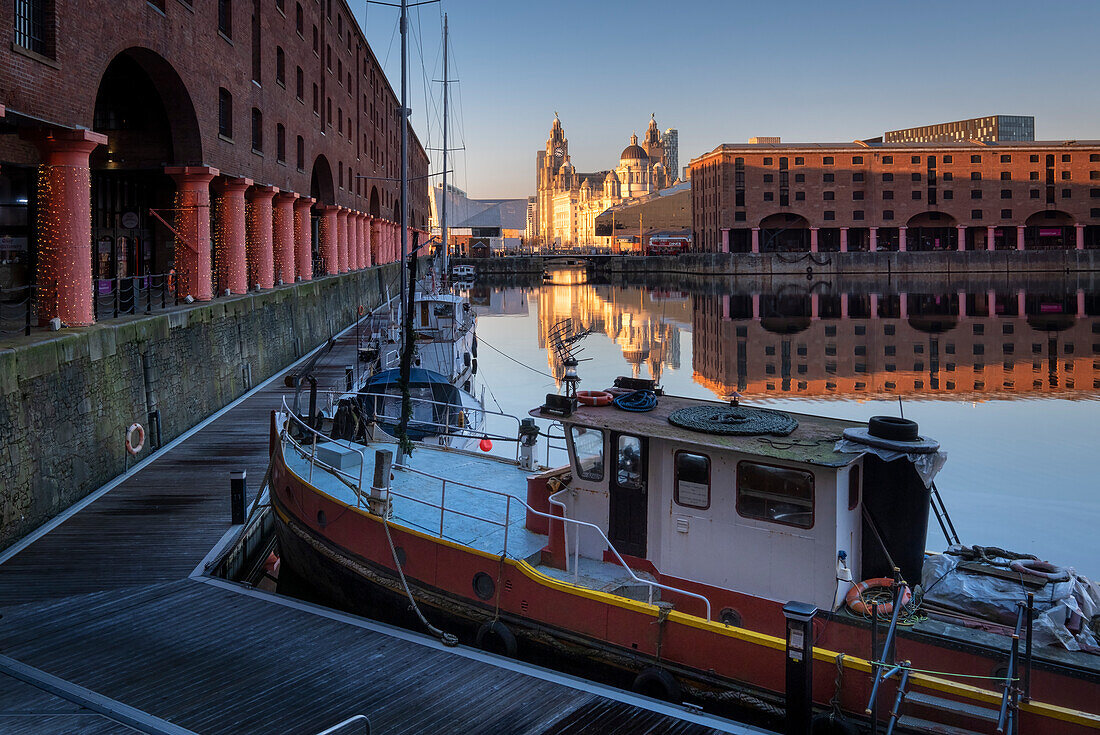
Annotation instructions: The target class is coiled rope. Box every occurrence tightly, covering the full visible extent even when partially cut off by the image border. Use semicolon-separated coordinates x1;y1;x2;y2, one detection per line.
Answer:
612;390;657;412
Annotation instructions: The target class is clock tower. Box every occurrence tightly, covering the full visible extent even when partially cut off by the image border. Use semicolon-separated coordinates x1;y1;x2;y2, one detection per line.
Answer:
537;113;570;245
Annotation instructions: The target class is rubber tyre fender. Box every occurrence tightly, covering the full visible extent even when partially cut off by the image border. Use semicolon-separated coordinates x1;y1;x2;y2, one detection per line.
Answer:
811;712;859;735
631;666;681;703
867;416;919;442
475;620;517;658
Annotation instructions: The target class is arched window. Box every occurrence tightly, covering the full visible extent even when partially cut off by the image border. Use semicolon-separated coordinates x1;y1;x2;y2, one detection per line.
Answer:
296;136;304;171
218;88;233;138
276;47;285;86
276;124;286;163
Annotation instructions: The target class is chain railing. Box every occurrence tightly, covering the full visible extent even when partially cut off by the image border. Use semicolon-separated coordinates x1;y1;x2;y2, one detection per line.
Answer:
92;274;179;321
0;283;36;336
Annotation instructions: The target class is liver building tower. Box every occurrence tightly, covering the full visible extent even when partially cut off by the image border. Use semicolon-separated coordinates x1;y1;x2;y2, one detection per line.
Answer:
534;114;677;247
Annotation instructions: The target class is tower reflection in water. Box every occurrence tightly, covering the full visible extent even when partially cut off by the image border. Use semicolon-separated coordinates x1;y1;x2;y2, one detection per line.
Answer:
693;289;1099;400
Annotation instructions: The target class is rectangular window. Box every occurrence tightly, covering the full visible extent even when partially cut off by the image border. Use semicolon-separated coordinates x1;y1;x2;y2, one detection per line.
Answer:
1091;189;1100;198
570;426;604;481
912;190;922;200
823;191;834;201
251;0;261;83
853;172;865;182
823;173;834;183
296;135;304;170
1001;208;1012;219
970;171;981;181
218;88;233;138
823;156;834;165
1000;172;1011;180
971;155;982;163
853;191;864;200
251;108;263;152
943;172;953;181
882;156;893;164
852;156;863;164
296;67;304;100
853;210;865;220
943;155;953;163
795;191;805;201
675;452;710;509
14;0;52;56
276;124;286;162
1062;171;1071;181
763;157;773;166
794;173;804;183
824;211;835;221
1030;189;1039;199
763;192;774;201
1001;154;1012;163
1062;154;1071;163
763;174;773;183
972;209;983;219
794;157;804;165
911;173;921;182
971;189;982;199
883;209;894;220
883;190;893;200
1091;154;1100;162
218;0;232;37
276;47;285;86
1001;189;1012;199
1030;154;1039;163
882;172;894;182
737;461;814;529
1062;188;1072;198
312;83;319;114
911;155;921;164
296;3;304;35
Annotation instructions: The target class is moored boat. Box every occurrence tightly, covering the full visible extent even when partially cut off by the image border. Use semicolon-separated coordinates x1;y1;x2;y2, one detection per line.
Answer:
269;371;1100;734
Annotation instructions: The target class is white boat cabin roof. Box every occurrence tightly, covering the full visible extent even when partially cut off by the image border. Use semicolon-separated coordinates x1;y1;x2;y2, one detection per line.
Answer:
533;394;863;468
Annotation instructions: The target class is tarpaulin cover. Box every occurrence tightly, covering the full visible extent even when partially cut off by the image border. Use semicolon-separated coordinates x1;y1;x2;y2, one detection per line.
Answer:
833;438;947;488
922;546;1100;654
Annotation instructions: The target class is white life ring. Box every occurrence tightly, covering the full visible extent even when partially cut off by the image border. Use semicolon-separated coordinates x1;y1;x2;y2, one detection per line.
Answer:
126;423;145;455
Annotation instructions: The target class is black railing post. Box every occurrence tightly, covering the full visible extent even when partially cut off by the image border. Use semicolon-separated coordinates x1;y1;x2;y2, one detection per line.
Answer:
1023;592;1034;703
230;470;246;524
112;278;119;318
25;285;33;335
160;275;167;309
146;275;153;314
93;281;99;321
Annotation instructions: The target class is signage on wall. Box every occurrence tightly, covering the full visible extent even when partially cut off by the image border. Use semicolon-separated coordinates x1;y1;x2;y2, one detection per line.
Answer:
121;211;140;229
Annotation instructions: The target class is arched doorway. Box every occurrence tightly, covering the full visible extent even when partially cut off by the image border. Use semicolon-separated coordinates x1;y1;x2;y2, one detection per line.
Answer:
91;48;201;291
1024;210;1074;249
393;198;401;223
310;155;335;272
759;213;810;252
369;186;380;217
906;211;958;251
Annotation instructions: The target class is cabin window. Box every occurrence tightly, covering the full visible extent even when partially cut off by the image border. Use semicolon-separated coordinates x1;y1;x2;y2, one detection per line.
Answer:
616;435;643;489
848;466;860;510
570;426;604;481
674;452;710;509
736;461;814;529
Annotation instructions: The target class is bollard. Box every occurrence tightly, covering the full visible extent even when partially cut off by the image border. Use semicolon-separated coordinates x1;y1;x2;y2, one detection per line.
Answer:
231;470;247;524
782;601;818;735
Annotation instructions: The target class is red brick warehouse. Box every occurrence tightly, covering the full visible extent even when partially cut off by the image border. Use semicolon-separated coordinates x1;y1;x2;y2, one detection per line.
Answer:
0;0;431;325
690;141;1100;254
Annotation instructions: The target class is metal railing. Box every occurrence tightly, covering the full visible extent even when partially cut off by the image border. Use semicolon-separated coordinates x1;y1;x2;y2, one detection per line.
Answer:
0;283;36;336
92;273;178;320
314;714;370;735
279;408;712;621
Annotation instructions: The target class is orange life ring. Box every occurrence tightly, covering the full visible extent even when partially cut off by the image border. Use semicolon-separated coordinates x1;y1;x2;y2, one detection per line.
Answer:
577;390;614;407
357;304;366;316
125;423;145;455
845;578;911;616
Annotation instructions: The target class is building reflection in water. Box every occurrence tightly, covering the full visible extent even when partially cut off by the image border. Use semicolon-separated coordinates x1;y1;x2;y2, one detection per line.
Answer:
692;289;1100;399
536;283;691;382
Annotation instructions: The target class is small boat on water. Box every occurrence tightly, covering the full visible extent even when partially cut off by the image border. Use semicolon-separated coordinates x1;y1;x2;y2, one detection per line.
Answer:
269;340;1100;734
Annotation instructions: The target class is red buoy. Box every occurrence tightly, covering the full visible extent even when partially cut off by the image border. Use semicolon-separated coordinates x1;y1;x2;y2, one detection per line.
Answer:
479;437;493;452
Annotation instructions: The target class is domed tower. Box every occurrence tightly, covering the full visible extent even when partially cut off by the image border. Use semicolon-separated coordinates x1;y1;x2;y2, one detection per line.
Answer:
616;133;652;199
643;114;668;189
603;170;620;200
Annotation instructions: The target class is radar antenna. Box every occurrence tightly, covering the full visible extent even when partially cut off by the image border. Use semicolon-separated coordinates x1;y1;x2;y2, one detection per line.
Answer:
547;318;590;398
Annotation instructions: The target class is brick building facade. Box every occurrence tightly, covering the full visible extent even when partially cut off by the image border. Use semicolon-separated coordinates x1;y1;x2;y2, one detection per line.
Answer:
690;141;1100;255
1;0;429;325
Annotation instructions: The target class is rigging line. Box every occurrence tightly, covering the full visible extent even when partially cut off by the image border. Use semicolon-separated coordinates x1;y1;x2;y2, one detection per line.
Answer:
477;336;556;379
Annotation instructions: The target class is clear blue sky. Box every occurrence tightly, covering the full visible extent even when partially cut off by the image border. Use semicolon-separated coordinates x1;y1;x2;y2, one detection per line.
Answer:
358;0;1100;200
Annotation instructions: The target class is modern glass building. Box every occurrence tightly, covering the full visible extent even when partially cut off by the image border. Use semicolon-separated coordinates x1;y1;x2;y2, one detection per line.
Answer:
885;116;1035;143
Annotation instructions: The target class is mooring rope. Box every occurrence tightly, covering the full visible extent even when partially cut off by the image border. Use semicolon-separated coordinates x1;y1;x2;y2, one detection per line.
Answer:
382;514;459;646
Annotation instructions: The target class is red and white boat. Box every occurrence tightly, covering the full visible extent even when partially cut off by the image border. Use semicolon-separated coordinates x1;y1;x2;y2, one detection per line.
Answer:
269;374;1100;734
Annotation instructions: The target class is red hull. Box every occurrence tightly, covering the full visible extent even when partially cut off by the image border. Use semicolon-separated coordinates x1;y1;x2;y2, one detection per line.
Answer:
270;445;1100;734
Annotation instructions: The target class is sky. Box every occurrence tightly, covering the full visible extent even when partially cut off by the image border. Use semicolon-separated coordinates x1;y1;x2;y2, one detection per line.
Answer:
357;0;1100;200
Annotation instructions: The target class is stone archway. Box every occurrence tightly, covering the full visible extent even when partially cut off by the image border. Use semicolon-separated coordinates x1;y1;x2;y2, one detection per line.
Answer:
759;213;810;252
1024;209;1074;249
91;48;202;280
906;211;958;251
310;155;335;206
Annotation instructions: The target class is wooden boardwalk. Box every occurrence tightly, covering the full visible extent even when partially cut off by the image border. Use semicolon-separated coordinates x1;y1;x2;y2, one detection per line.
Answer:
0;324;766;735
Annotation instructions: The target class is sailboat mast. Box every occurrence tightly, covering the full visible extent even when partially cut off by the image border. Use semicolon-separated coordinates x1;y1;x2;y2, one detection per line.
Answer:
399;0;409;312
440;13;449;277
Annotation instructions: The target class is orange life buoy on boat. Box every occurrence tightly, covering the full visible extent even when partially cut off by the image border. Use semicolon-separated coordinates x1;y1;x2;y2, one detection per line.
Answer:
845;578;911;616
577;390;613;407
125;423;145;455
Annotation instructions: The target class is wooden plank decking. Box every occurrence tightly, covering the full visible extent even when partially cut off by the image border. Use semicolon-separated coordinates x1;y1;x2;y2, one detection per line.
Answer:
0;324;765;735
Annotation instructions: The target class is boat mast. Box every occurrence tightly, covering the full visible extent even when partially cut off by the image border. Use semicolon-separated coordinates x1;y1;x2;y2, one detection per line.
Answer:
440;13;449;278
399;0;409;317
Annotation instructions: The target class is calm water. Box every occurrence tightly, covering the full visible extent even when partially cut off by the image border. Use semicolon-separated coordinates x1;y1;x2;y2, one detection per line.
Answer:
467;276;1100;579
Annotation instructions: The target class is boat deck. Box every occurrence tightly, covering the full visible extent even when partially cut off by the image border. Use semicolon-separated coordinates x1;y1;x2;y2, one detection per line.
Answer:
0;308;755;734
283;440;650;596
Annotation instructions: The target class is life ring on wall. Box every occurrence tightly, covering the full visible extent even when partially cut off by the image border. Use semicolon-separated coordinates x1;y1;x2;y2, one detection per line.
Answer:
358;304;366;317
845;578;911;616
576;390;613;407
125;423;145;455
1009;558;1070;583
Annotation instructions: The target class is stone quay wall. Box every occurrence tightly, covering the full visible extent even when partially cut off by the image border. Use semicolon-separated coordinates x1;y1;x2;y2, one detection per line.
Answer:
0;264;399;551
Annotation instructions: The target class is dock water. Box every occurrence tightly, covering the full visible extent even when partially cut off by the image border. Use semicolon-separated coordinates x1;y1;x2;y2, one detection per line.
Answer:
0;320;760;735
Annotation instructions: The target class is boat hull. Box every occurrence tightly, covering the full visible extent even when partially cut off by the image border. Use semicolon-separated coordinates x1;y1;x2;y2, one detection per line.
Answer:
270;443;1100;734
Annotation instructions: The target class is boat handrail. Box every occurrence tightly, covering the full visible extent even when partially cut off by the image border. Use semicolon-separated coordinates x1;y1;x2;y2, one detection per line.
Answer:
392;461;712;621
313;714;370;735
318;388;525;461
281;400;369;491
